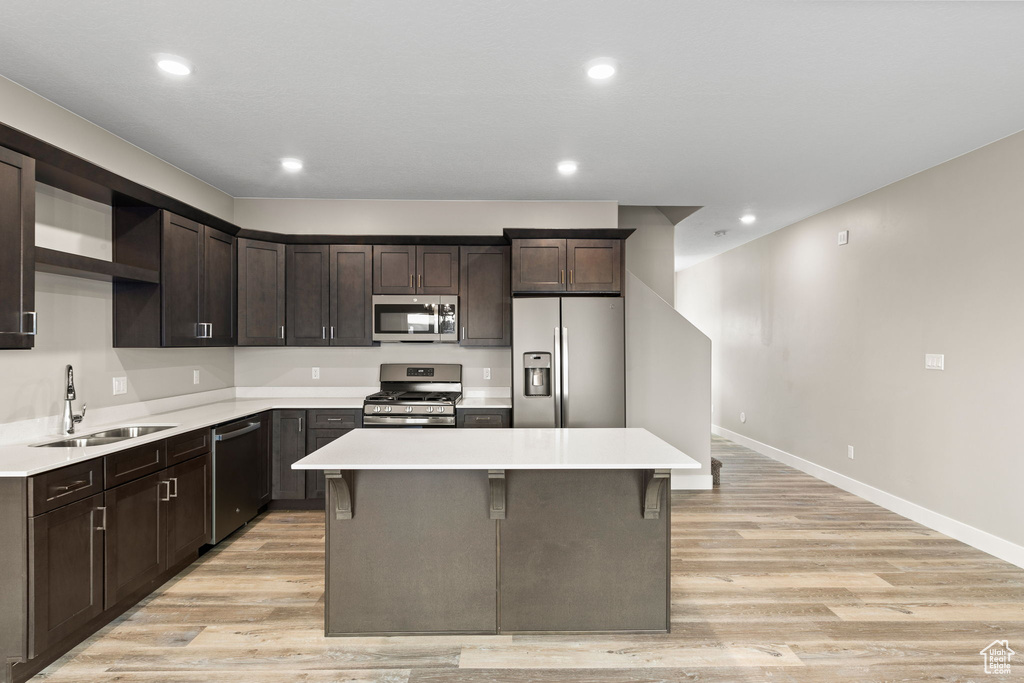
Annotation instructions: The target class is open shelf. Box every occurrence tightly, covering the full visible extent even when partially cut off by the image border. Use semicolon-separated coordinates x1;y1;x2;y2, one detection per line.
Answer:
35;247;160;284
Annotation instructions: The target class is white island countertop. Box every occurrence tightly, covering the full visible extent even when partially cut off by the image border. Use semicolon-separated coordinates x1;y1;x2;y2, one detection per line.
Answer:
293;427;700;471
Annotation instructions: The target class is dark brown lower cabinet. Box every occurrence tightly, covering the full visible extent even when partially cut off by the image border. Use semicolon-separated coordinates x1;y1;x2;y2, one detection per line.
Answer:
457;408;511;428
305;429;350;500
29;494;104;657
256;412;273;507
103;473;165;609
272;410;307;500
164;454;212;568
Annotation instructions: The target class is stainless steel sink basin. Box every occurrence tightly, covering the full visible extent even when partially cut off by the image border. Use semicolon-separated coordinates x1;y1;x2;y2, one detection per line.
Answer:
32;424;176;448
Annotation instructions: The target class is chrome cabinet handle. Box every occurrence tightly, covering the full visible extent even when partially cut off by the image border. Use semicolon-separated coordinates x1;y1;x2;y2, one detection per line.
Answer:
54;479;90;494
299;417;304;432
418;273;422;289
322;327;326;340
279;325;285;339
195;322;213;339
169;477;178;499
409;273;414;287
160;480;171;502
461;326;465;341
560;269;564;284
95;506;107;531
570;269;574;285
23;311;37;335
330;326;335;340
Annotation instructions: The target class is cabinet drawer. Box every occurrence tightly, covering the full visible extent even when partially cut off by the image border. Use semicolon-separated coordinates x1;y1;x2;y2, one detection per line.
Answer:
458;410;510;429
307;409;361;430
28;459;104;516
104;440;167;489
166;427;211;465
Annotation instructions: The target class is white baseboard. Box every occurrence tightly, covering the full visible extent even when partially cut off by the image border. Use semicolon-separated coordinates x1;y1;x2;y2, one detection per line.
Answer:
713;425;1024;570
671;472;713;490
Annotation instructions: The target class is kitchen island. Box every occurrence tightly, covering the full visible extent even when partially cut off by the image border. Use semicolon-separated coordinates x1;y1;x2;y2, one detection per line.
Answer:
293;427;699;636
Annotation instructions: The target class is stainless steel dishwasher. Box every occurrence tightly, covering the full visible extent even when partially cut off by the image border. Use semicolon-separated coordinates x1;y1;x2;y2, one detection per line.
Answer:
212;417;262;543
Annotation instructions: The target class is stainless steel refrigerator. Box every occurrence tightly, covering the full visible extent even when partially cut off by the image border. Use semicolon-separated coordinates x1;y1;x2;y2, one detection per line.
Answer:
513;297;625;428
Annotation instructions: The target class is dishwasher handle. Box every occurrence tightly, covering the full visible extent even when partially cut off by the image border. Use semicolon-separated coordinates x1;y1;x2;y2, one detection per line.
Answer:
214;421;261;442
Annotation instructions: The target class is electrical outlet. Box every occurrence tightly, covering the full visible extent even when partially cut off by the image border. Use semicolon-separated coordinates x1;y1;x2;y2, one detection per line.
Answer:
193;369;200;385
838;230;849;246
848;445;855;460
925;354;944;370
484;367;491;380
112;377;127;395
312;367;320;380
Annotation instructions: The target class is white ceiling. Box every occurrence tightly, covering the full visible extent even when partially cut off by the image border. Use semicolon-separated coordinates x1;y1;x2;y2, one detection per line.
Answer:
2;1;1024;269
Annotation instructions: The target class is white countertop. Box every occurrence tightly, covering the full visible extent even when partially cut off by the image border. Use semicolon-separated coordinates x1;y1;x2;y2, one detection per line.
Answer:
0;398;363;477
293;428;700;471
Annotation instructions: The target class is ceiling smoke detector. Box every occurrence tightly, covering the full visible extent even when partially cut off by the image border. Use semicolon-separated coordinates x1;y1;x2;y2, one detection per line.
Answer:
714;230;728;237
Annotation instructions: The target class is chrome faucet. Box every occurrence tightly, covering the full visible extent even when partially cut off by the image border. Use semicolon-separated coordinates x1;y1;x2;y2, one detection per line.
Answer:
62;364;87;435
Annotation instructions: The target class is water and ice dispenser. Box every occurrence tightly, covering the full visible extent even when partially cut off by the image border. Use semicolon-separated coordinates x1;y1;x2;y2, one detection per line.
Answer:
523;352;552;397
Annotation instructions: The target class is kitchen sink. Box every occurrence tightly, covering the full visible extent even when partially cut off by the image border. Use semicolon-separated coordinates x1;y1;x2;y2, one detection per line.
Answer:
32;424;176;448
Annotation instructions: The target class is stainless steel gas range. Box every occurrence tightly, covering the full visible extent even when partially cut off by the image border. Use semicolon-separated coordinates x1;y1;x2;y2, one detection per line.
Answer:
363;363;463;427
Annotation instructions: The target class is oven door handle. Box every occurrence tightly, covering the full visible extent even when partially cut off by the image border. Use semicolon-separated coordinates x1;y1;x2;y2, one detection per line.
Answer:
362;415;455;426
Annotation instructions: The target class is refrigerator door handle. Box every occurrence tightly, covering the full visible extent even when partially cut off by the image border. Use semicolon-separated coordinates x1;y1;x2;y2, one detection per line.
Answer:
562;326;569;426
553;326;562;428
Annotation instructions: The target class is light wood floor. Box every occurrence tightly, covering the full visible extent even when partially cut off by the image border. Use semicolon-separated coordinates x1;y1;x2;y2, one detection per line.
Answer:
37;436;1024;682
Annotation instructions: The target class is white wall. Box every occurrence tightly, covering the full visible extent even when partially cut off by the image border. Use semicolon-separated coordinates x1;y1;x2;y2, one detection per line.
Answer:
676;129;1024;550
233;198;617;235
625;273;711;488
620;206;676;305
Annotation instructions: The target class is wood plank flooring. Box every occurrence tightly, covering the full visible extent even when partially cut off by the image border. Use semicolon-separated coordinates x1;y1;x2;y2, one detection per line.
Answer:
35;436;1024;682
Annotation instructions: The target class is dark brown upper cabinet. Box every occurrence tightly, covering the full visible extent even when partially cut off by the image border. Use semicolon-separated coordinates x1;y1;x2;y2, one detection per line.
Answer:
373;245;459;295
330;245;373;346
566;239;621;293
511;238;621;294
511;238;567;293
459;245;510;346
113;209;235;347
285;245;372;347
286;245;330;346
0;146;36;350
237;239;286;346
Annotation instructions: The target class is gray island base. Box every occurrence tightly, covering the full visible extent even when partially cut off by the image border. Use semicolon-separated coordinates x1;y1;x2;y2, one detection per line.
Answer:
293;428;700;636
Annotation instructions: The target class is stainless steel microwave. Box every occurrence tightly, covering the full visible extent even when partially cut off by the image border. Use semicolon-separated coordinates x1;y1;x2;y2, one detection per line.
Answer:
372;295;459;342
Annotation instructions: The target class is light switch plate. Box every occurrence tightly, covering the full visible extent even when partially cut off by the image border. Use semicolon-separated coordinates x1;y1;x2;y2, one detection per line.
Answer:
193;369;200;385
848;445;855;460
925;354;944;370
838;230;849;246
112;377;127;395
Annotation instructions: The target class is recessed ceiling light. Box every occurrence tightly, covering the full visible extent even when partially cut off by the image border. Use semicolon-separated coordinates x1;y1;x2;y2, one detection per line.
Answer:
155;54;193;76
281;158;303;172
557;160;578;176
585;58;618;80
740;214;756;225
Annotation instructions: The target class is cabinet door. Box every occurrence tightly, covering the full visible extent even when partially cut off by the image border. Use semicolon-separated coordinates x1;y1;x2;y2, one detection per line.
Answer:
286;245;330;346
566;239;621;293
0;147;35;350
103;473;164;609
238;239;286;345
305;429;350;500
416;245;459;295
203;227;236;346
329;245;373;346
256;412;273;506
511;239;566;293
165;453;212;567
272;410;307;499
29;494;104;657
459;246;510;346
161;212;204;347
373;245;416;294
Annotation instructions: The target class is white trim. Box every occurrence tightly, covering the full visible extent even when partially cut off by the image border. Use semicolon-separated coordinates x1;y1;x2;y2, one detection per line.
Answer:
713;425;1024;570
671;472;713;490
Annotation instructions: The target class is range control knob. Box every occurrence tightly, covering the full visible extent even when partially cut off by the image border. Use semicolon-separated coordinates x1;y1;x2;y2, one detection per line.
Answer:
427;406;434;413
437;406;445;413
385;406;392;413
373;405;381;413
405;406;413;413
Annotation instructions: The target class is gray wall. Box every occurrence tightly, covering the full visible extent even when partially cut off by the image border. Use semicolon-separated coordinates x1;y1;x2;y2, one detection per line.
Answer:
625;273;711;487
676;129;1024;547
621;206;676;305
